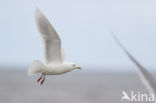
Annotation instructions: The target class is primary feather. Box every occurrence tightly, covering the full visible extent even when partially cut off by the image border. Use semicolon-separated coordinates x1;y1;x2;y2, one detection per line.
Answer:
112;33;156;96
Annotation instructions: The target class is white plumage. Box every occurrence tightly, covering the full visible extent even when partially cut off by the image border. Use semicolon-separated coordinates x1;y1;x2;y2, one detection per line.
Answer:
28;8;81;85
35;8;62;64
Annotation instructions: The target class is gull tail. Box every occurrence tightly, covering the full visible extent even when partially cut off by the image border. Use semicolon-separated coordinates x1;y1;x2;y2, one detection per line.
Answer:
111;32;156;96
28;60;45;76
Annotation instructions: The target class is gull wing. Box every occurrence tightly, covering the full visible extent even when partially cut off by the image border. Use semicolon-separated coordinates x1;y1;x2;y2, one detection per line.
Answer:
61;48;67;61
35;8;62;64
112;33;156;96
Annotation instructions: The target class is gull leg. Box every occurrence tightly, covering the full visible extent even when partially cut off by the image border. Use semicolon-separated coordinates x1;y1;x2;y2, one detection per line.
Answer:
41;74;45;85
37;74;43;82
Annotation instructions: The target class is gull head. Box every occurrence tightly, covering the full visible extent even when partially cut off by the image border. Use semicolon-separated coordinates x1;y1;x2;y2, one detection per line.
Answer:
72;64;82;70
66;62;82;70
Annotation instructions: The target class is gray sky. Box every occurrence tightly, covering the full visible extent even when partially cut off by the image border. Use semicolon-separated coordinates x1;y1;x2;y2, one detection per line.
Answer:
0;0;156;71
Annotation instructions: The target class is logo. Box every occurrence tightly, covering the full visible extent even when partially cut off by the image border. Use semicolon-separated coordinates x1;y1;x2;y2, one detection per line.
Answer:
121;91;155;102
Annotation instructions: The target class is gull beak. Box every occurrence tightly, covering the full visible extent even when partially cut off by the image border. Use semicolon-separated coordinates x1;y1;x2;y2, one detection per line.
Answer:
76;66;82;70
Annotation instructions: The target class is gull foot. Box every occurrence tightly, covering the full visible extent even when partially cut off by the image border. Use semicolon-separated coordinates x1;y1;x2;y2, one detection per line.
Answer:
40;74;45;85
37;74;43;82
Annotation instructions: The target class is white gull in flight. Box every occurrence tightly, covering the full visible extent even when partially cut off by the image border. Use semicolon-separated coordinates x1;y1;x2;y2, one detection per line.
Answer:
28;8;81;85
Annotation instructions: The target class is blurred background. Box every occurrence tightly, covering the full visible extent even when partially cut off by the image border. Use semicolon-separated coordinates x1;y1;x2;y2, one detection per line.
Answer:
0;0;156;103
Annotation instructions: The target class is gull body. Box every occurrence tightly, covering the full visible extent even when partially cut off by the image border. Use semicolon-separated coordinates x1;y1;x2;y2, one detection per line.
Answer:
28;8;81;85
30;60;78;75
45;62;77;75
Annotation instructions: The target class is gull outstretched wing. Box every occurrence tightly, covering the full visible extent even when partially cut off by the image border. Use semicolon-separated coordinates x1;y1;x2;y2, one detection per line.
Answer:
35;8;62;64
112;33;156;96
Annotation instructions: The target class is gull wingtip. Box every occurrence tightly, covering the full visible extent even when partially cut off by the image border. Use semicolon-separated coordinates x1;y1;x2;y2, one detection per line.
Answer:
35;7;43;18
35;7;40;12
